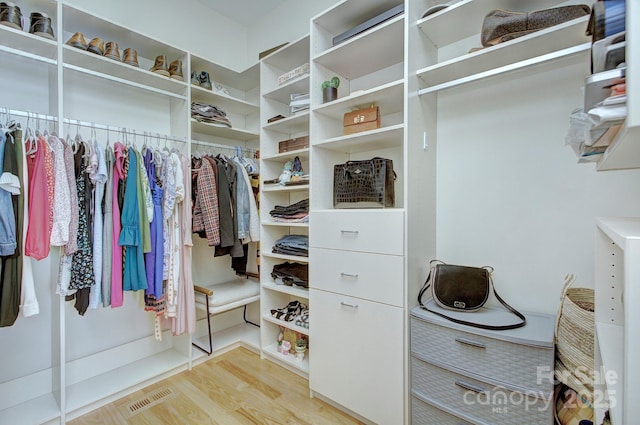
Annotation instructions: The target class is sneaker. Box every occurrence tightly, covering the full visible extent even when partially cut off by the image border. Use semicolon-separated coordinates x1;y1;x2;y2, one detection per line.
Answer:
150;55;170;77
169;59;183;81
66;32;88;50
191;71;200;86
199;71;212;90
0;2;22;30
87;37;105;55
122;47;139;67
103;41;121;61
29;12;54;40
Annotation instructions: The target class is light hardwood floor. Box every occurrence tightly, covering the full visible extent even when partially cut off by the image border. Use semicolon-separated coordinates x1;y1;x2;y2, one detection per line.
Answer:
68;347;364;425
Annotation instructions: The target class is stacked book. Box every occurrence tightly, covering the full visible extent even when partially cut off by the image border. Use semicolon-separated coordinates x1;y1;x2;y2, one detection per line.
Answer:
290;93;309;114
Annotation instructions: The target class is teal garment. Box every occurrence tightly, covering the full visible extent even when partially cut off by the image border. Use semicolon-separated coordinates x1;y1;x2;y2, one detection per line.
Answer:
118;148;146;291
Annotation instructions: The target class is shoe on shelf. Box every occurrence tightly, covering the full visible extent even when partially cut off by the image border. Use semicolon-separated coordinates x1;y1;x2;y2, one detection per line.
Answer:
169;59;183;81
29;12;54;40
199;71;212;90
103;41;121;61
122;47;139;67
191;70;200;86
150;55;170;77
0;2;22;30
65;32;88;50
86;37;105;55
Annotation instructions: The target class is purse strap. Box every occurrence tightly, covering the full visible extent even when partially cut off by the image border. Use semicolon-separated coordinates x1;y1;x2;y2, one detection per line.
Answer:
418;264;527;331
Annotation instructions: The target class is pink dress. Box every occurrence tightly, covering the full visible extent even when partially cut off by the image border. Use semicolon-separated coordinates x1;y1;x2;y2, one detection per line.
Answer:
111;142;127;308
24;137;51;260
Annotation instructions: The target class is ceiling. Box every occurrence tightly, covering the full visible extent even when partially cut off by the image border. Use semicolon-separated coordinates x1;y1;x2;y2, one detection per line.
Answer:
197;0;288;26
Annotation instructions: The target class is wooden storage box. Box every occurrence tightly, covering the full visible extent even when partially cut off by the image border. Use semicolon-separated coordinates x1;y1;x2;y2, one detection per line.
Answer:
343;106;380;135
278;135;309;153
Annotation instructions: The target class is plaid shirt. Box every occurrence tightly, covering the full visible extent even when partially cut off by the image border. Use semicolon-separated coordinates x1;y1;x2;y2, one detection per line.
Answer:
192;157;220;246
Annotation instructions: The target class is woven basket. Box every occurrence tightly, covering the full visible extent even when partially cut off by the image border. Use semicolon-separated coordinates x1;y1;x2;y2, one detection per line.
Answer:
555;275;595;401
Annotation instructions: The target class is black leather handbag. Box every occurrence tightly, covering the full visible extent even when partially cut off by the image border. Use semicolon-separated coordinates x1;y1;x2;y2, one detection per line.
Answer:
333;157;395;208
418;260;526;330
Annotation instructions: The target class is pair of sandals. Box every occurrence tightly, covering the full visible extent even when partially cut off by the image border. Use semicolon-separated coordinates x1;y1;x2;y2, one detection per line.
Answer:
271;300;307;322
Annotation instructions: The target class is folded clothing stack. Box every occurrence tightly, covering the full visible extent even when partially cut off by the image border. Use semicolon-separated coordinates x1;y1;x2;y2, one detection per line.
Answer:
272;234;308;257
191;101;232;128
269;198;309;223
270;300;309;329
271;262;308;288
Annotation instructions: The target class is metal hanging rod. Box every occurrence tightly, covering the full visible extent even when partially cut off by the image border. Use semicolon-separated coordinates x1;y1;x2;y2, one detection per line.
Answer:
191;139;257;155
1;107;188;144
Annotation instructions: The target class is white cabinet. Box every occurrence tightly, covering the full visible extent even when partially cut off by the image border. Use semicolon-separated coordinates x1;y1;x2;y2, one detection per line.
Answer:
594;217;640;425
311;289;404;425
259;35;311;375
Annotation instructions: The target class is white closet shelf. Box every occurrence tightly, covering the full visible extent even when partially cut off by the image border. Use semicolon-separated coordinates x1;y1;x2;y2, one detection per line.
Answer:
0;24;57;63
262;148;310;162
416;0;572;47
190;119;259;141
262;342;309;374
263;252;309;263
417;17;590;94
191;85;259;115
261;221;309;229
63;46;188;98
62;4;185;62
263;314;309;335
313;123;404;152
313;79;404;119
65;348;188;414
595;322;623;424
191;57;259;92
262;34;310;70
313;15;404;80
312;0;402;41
596;121;640;171
0;393;59;425
262;112;310;135
262;281;310;299
191;322;261;363
262;184;309;193
263;74;310;104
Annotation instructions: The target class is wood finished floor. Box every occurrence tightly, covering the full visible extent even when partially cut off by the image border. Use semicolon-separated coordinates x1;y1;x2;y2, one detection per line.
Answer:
68;347;364;425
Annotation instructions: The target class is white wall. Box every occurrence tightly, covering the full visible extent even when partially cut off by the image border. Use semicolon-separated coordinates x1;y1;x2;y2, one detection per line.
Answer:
66;0;249;71
436;55;640;315
246;0;338;63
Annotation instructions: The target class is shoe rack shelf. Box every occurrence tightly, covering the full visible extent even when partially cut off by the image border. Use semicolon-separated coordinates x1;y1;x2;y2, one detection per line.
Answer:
0;23;57;63
259;35;311;377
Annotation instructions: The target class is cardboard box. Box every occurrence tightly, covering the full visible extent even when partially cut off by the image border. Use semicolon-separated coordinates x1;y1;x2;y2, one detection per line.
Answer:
343;106;380;135
278;135;309;153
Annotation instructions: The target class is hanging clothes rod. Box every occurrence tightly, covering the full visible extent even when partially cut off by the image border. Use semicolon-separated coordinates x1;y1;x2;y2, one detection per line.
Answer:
191;139;257;155
1;106;188;144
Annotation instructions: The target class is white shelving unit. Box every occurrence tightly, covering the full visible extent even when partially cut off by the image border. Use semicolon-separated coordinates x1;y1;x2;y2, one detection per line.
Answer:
594;217;640;425
259;34;311;376
0;1;260;423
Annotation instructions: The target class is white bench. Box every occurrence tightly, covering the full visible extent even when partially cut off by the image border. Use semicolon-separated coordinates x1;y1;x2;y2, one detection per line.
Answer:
193;277;260;355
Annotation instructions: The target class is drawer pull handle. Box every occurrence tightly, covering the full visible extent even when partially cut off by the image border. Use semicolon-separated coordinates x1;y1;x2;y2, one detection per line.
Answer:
455;337;486;349
455;380;486;395
340;230;359;236
340;272;359;278
340;302;359;309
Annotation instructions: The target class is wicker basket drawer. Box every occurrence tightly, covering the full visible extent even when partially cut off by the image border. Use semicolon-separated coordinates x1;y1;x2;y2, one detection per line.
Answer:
411;357;553;425
411;316;553;393
412;394;473;425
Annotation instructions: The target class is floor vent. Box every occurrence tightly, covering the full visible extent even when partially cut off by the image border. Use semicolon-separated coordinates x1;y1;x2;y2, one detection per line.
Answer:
122;387;175;416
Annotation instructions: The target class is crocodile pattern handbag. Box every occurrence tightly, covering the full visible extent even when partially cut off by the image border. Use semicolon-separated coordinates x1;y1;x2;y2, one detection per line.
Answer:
333;157;395;208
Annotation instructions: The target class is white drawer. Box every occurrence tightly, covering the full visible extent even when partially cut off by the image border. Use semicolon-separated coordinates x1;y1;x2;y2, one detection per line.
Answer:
310;210;403;255
310;248;404;306
411;357;553;425
310;289;404;425
411;316;553;394
412;394;473;425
